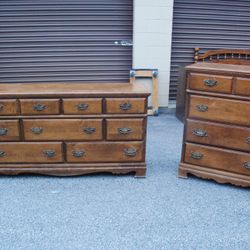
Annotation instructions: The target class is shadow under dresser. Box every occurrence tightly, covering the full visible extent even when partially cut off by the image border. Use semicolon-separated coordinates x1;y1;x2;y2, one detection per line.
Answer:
0;83;150;177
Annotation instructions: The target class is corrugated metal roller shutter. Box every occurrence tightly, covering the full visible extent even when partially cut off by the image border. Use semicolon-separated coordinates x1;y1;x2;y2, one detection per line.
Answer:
0;0;133;83
170;0;250;100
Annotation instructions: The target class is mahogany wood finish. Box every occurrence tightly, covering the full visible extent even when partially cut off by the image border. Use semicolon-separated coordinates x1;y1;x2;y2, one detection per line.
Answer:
0;83;150;177
62;98;102;114
179;62;250;187
106;118;144;141
0;99;18;115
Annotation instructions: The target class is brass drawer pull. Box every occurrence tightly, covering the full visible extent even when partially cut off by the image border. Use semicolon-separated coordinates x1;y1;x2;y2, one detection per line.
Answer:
196;104;208;112
72;150;85;158
120;103;132;111
43;150;56;158
83;127;96;134
203;79;217;87
192;128;208;137
191;151;203;160
77;103;89;111
33;103;47;111
118;127;132;134
0;104;4;111
124;148;137;157
243;162;250;170
0;128;8;136
0;151;6;157
31;127;43;134
246;137;250;144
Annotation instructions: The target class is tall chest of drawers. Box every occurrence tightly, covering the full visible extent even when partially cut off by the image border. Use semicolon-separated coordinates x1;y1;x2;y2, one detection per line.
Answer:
0;83;150;177
179;63;250;187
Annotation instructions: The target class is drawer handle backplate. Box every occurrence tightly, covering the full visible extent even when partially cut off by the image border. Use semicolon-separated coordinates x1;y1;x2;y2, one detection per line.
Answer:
43;150;56;158
120;103;132;111
243;162;250;170
192;128;208;137
77;103;89;111
124;148;137;157
83;127;96;134
246;137;250;144
196;104;208;112
31;127;43;134
203;79;217;87
33;104;47;111
0;128;8;136
72;150;85;158
191;151;203;160
0;151;6;157
118;127;132;134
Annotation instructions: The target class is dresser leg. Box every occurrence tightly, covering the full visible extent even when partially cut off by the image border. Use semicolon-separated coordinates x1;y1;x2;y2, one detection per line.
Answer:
178;167;188;179
134;168;146;178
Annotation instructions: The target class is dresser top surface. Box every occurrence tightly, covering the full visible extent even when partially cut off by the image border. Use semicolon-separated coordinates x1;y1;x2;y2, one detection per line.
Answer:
186;62;250;74
0;82;150;97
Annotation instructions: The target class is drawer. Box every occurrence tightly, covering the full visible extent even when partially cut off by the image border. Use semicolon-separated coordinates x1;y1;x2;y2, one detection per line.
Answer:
63;98;102;114
106;98;146;114
186;119;250;152
0;99;18;115
23;119;103;141
235;77;250;96
188;95;250;126
20;99;60;115
66;142;144;163
189;73;232;93
0;142;63;163
106;118;145;141
0;120;20;141
184;143;250;176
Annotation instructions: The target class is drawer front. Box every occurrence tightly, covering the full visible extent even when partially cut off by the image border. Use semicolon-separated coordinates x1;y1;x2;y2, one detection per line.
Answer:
189;95;250;126
0;99;18;115
66;142;144;162
0;120;20;141
23;119;103;141
184;143;250;176
106;98;146;114
20;99;60;115
235;77;250;96
106;118;145;141
186;119;250;152
0;142;63;163
63;98;102;114
189;73;232;93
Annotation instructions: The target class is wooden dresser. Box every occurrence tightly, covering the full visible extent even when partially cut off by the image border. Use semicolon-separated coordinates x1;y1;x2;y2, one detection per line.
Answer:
179;63;250;187
0;83;150;177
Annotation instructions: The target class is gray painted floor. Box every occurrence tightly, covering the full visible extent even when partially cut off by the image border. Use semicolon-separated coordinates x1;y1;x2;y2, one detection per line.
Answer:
0;114;249;250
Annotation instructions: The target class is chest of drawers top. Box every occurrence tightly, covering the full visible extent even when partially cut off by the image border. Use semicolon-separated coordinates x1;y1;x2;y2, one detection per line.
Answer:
0;82;150;98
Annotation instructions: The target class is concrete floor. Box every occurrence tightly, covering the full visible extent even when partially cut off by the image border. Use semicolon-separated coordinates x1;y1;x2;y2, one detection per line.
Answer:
0;114;249;250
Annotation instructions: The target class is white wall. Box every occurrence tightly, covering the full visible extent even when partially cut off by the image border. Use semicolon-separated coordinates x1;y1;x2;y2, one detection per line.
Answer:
133;0;174;107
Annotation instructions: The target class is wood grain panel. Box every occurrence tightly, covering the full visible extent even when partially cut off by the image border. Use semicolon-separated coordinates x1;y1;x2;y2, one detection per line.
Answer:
0;99;18;115
0;142;63;163
106;98;146;114
66;142;144;163
0;120;20;141
106;118;144;141
184;143;250;176
63;98;102;114
189;95;250;126
20;99;60;115
23;119;103;141
189;73;232;93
